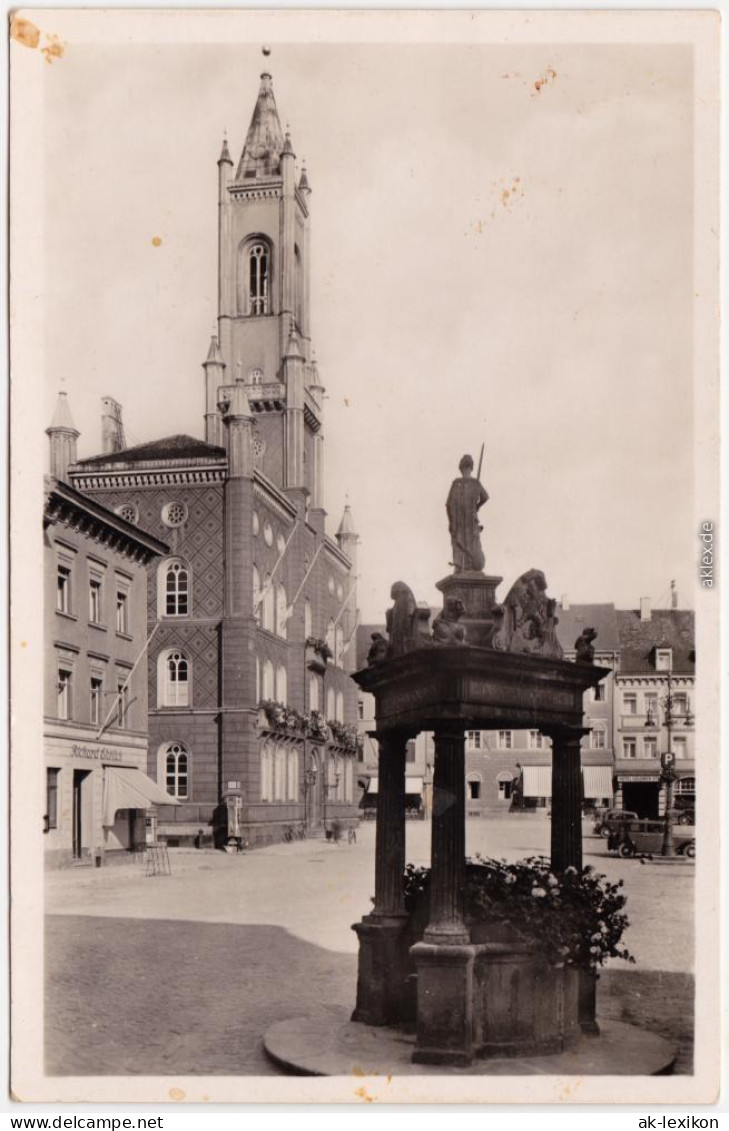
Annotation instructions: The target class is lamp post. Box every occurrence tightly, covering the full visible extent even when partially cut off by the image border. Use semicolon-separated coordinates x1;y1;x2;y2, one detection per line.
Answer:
645;667;693;857
304;759;318;831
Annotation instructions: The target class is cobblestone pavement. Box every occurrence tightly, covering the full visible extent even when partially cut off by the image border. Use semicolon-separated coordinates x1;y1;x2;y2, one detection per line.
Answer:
45;816;694;1076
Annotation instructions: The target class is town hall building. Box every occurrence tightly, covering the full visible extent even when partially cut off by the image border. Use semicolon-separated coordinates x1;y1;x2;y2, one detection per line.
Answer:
60;70;361;845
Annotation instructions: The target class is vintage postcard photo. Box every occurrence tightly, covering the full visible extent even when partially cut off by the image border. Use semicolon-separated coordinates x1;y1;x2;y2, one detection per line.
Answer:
9;8;721;1106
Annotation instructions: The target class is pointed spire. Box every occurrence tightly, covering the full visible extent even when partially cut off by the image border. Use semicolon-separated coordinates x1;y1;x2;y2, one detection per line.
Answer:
337;501;357;538
47;391;78;434
298;164;311;194
285;323;305;360
218;135;232;166
235;72;285;181
282;129;294;157
204;334;224;365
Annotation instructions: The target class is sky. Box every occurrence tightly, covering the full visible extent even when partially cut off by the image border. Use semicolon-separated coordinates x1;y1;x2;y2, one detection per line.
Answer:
42;37;696;623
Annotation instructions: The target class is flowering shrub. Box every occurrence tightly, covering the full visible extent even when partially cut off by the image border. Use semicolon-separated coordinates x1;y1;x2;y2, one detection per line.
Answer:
402;855;635;970
328;719;360;753
305;637;333;664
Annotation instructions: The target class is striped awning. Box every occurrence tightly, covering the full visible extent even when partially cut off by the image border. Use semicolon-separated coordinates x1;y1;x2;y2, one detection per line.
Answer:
366;777;424;796
522;765;552;799
582;765;614;800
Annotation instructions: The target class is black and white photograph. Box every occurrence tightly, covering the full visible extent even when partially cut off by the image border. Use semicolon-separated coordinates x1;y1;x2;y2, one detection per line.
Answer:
8;8;721;1107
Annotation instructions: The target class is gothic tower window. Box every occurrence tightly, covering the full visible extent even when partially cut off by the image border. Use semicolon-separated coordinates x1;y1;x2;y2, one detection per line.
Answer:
161;559;190;617
158;649;190;707
164;742;189;800
238;238;271;317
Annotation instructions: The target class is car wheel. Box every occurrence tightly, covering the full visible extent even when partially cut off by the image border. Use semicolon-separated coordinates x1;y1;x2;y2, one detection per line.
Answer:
683;842;696;859
599;826;611;838
618;842;635;858
677;813;692;826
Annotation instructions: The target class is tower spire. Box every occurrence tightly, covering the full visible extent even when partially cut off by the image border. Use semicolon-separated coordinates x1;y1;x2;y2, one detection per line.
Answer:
234;72;285;181
46;392;80;481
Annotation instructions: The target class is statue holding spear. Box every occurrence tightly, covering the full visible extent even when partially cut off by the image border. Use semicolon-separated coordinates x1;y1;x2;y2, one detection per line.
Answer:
446;445;489;573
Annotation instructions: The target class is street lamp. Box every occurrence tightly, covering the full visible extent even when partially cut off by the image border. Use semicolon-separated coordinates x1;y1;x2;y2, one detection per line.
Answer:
304;759;318;830
645;666;683;856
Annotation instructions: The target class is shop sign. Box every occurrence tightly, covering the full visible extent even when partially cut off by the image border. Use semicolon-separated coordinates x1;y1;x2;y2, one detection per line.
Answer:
619;774;660;783
71;744;125;763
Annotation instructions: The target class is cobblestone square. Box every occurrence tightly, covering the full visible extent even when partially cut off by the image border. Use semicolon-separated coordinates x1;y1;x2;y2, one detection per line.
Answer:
45;816;693;1077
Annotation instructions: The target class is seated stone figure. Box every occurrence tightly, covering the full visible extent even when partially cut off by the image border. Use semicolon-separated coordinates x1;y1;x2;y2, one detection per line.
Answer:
432;597;467;644
366;632;390;666
574;627;598;664
385;581;419;657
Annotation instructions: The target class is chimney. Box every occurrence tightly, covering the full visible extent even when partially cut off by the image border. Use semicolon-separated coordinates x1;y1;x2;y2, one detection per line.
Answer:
101;396;126;455
560;594;570;611
640;597;651;622
671;580;678;610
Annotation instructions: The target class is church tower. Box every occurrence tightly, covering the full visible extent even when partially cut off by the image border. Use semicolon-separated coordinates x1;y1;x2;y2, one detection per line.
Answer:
210;72;324;512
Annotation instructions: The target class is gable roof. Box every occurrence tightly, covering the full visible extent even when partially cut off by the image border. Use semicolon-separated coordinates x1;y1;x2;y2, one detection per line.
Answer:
75;434;227;468
616;609;695;674
555;603;620;653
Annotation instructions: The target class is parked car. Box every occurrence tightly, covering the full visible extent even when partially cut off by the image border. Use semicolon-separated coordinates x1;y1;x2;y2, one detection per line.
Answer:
593;808;639;838
608;818;695;858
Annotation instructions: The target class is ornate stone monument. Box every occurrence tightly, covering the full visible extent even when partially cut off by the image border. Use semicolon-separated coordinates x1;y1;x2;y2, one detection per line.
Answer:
263;459;677;1076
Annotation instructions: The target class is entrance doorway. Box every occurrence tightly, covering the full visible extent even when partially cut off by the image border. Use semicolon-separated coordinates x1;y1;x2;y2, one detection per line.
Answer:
622;781;659;819
72;769;92;859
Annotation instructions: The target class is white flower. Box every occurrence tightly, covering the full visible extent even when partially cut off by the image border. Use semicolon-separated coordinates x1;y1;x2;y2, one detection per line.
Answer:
532;887;547;898
565;866;578;875
589;945;601;955
505;875;517;885
547;875;559;887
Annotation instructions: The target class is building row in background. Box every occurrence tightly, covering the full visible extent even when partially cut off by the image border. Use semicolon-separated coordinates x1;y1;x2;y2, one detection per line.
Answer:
43;71;362;867
356;592;696;822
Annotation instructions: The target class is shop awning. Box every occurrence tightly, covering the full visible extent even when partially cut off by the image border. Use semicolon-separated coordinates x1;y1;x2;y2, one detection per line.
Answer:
522;765;552;799
103;767;179;826
366;777;424;796
582;765;614;800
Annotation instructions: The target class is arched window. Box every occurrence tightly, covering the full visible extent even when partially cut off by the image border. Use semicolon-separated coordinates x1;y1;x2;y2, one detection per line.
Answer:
326;618;335;656
262;659;275;701
335;626;344;667
326;687;335;721
276;664;288;706
260;741;274;802
287;749;299;801
274;746;287;801
327;754;337;796
336;755;345;802
294;245;303;328
252;566;261;625
165;742;189;800
238;239;271;316
262;573;274;632
276;584;288;639
335;690;344;723
344;758;354;803
160;559;190;617
304;599;312;640
157;649;190;707
308;674;319;712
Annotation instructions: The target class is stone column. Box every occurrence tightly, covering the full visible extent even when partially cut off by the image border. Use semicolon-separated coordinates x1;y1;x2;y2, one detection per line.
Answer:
351;729;410;1025
548;727;585;874
425;724;469;944
372;730;408;917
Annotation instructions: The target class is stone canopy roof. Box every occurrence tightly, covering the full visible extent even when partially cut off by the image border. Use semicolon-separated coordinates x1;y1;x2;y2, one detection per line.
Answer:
75;434;227;467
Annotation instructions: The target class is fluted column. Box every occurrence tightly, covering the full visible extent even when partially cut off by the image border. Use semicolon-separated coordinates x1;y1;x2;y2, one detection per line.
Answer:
548;727;586;873
352;727;410;1025
425;724;469;944
372;729;408;918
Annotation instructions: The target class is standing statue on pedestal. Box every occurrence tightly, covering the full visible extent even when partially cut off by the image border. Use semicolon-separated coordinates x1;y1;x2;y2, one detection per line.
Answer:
446;453;489;573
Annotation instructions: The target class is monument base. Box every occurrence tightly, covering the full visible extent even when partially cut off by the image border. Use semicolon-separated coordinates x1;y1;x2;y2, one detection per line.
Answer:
263;1009;677;1077
351;915;410;1027
436;572;502;647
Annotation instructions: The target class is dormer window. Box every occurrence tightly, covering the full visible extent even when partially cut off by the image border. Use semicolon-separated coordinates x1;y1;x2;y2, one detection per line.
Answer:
655;647;673;672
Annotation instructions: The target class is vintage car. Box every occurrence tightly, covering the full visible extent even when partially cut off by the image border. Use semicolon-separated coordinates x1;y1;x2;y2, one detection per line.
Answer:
592;808;639;838
607;818;695;858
